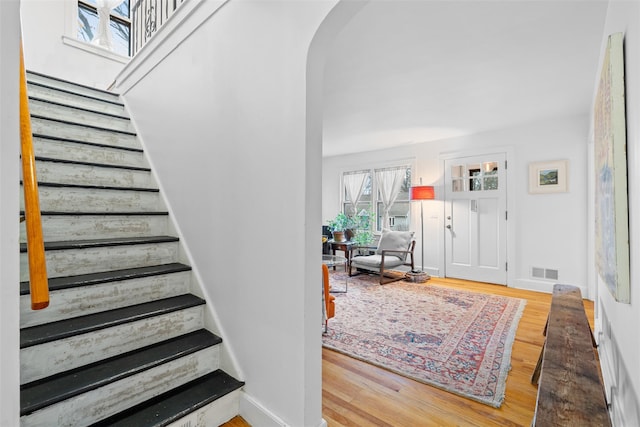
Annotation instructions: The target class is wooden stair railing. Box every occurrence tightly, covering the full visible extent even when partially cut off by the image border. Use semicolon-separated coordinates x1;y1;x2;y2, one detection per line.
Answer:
20;43;49;310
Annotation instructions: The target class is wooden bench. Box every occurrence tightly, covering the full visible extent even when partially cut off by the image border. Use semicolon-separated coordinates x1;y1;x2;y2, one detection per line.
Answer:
531;284;611;426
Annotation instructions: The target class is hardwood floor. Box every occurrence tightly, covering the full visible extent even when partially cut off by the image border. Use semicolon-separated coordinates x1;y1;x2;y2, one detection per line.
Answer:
223;277;595;427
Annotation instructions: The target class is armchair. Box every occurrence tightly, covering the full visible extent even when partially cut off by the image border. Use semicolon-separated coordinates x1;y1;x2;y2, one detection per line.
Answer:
349;230;415;285
322;264;335;332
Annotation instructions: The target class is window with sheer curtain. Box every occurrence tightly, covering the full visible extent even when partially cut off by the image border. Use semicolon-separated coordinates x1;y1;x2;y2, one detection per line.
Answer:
342;165;411;232
77;0;131;56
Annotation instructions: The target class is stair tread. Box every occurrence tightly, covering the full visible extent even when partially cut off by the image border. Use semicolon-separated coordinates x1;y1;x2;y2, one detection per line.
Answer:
20;294;205;348
31;114;136;136
20;235;178;253
91;370;244;427
31;181;160;192
20;329;222;416
29;96;130;120
27;70;121;98
32;133;143;153
27;81;125;106
35;156;152;172
20;263;192;295
33;211;169;216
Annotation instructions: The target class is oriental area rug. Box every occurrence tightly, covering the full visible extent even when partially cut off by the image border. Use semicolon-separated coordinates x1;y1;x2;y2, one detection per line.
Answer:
322;271;526;408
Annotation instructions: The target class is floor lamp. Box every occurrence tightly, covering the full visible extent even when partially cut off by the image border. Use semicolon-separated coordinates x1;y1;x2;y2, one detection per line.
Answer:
408;183;435;282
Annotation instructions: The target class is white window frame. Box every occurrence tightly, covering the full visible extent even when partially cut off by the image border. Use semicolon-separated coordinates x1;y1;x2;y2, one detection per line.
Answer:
341;161;414;234
78;0;132;55
61;0;130;62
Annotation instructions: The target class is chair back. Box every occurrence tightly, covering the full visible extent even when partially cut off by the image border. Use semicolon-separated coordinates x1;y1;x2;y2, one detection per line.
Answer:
375;230;415;261
323;264;330;299
322;264;335;319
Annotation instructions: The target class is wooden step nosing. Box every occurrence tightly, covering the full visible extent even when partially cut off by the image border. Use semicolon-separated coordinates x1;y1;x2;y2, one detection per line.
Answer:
27;81;125;107
91;370;244;427
19;263;191;295
35;156;152;172
20;295;205;348
20;330;221;416
29;96;130;121
32;133;143;153
26;70;122;98
28;211;169;216
29;181;160;192
19;235;179;253
30;114;137;136
27;211;169;216
21;347;220;424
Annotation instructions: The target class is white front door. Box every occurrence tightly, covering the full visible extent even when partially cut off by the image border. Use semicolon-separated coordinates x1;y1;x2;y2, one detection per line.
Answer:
444;153;507;285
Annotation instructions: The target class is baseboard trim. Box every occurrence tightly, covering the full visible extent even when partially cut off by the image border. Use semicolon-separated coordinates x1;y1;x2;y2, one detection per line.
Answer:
239;392;286;427
239;392;327;427
512;279;589;299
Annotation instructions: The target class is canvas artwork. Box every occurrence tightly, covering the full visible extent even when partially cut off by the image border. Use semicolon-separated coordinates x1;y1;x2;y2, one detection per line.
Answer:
594;32;630;303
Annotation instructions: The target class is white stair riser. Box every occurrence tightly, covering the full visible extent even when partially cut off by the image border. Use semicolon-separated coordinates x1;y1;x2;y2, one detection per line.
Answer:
36;161;156;189
20;241;180;282
26;73;121;104
29;98;134;133
20;346;220;427
167;389;242;427
31;117;139;150
20;271;192;328
33;137;147;169
27;83;126;116
22;186;166;213
21;215;170;242
21;305;205;383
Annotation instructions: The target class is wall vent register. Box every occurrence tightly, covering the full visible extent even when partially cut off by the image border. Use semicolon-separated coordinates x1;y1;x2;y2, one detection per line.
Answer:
532;267;559;281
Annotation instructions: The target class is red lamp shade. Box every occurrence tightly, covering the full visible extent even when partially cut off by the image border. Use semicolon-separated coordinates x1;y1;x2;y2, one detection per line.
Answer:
410;185;435;201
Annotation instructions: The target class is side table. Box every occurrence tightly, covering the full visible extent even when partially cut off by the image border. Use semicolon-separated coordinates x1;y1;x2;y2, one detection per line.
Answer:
322;254;348;293
328;240;356;270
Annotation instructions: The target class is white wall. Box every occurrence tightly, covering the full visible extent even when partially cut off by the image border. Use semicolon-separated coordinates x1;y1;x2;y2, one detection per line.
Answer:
114;1;345;426
21;0;127;89
594;1;640;425
323;114;590;295
0;2;22;424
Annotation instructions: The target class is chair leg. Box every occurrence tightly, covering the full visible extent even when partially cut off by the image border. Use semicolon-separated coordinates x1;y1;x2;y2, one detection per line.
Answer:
379;271;404;285
348;264;363;278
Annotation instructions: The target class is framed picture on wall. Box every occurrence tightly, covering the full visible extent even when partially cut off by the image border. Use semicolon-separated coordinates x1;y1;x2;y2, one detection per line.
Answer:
528;160;568;194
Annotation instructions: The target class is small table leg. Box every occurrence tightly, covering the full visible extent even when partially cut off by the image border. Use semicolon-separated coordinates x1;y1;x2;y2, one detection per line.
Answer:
329;261;348;293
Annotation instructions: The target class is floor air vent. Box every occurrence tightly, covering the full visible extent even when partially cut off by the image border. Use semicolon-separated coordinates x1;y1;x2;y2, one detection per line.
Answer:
532;267;559;281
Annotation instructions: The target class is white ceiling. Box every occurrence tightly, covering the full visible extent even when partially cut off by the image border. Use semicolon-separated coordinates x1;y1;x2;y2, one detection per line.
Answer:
322;0;609;157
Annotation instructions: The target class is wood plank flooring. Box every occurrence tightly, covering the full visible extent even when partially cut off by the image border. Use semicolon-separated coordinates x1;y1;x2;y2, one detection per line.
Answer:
223;277;595;427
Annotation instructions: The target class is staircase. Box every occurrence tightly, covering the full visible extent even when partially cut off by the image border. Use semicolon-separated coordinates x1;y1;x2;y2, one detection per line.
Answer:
19;71;244;427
